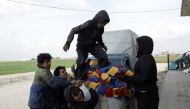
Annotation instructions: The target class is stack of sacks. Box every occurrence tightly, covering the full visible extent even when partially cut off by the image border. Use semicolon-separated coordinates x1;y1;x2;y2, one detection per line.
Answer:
86;59;134;97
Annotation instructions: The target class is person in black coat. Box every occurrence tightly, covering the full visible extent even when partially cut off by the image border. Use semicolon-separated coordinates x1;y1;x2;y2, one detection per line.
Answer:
63;10;110;79
52;66;72;109
126;36;159;109
51;66;82;109
64;85;98;109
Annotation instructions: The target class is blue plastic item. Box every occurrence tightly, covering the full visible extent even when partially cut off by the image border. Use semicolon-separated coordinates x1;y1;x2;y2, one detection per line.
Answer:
169;61;177;70
109;80;116;88
115;81;127;88
96;84;107;95
97;77;104;83
89;76;98;82
100;64;112;73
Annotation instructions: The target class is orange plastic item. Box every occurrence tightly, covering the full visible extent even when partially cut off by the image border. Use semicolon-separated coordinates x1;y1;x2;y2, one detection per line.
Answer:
107;67;118;76
91;71;98;77
87;71;93;78
125;70;134;77
89;60;97;67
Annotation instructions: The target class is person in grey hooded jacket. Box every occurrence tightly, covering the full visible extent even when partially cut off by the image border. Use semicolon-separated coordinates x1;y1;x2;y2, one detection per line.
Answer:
63;10;110;79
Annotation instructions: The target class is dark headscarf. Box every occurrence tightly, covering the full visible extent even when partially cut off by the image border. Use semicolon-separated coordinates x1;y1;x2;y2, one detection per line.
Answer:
136;36;154;58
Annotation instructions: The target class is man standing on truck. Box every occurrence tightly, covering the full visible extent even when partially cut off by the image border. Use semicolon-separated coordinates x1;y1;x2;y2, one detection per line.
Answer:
63;10;110;79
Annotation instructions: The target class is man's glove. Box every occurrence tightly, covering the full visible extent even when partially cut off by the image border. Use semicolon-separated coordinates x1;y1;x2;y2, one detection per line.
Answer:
102;45;107;52
63;41;70;52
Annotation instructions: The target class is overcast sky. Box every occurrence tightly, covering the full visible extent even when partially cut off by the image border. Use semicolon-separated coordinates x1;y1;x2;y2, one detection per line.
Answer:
0;0;190;61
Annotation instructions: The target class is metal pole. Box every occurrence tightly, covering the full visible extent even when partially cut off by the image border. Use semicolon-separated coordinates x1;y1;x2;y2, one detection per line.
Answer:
167;54;170;70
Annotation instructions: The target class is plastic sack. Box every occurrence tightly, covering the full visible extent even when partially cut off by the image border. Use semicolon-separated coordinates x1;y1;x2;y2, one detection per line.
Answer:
94;95;128;109
79;84;91;101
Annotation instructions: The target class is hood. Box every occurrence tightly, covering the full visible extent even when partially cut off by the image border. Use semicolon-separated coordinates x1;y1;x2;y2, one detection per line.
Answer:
80;84;91;101
93;10;110;23
136;36;153;58
64;85;83;103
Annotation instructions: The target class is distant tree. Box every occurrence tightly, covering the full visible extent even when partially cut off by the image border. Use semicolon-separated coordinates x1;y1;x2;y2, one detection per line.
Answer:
31;58;35;60
54;57;60;59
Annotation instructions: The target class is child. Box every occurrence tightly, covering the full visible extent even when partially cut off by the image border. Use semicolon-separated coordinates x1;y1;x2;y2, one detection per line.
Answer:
64;83;98;109
53;66;74;109
50;66;82;109
63;10;110;79
28;53;81;109
28;53;55;109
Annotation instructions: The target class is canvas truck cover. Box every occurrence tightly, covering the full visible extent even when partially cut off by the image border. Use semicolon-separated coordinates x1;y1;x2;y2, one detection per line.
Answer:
181;0;190;16
102;29;138;70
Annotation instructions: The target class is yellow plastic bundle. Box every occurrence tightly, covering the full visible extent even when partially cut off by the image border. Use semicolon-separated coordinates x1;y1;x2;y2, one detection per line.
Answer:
104;76;112;83
88;82;99;90
107;76;111;82
107;67;119;76
101;73;109;81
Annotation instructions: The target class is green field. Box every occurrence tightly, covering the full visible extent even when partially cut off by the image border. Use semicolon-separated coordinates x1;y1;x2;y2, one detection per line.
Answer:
0;54;181;75
0;59;75;75
154;54;181;63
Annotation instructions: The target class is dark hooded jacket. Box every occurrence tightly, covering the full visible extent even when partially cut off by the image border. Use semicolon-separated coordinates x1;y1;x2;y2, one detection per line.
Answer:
50;76;72;109
66;10;110;49
132;36;158;92
64;86;98;109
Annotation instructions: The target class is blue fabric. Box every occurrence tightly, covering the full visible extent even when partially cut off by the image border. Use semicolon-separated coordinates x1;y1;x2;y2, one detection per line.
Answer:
28;84;43;108
28;84;55;109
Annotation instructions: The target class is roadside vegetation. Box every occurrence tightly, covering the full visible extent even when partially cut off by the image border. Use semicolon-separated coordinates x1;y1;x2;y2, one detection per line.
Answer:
0;59;75;75
0;54;181;75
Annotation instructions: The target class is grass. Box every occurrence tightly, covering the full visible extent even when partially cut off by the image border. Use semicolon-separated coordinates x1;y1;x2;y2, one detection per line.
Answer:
0;54;182;75
0;59;75;75
154;54;181;63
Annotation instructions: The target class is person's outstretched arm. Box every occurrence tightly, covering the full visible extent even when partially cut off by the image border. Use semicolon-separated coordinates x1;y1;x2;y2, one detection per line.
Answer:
63;20;92;51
